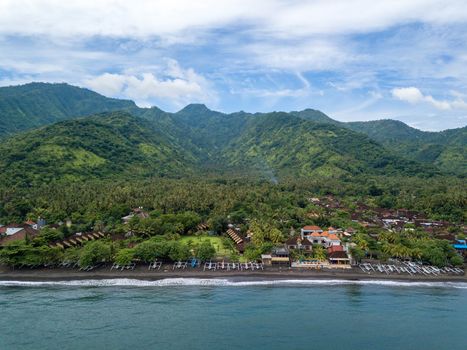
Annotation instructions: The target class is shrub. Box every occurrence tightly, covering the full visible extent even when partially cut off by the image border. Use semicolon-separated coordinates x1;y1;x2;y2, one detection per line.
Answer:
114;248;135;265
79;241;112;267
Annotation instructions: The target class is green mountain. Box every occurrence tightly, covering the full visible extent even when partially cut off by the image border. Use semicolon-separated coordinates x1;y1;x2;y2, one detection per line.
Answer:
222;112;434;178
290;108;340;125
0;109;436;187
346;120;466;175
0;82;464;186
0;82;136;136
0;112;196;186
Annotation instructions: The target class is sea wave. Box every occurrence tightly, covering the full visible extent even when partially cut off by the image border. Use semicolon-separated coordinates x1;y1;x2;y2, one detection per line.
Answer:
0;278;466;289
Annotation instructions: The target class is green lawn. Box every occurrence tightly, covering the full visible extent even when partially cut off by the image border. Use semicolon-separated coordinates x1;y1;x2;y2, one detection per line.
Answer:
178;235;232;257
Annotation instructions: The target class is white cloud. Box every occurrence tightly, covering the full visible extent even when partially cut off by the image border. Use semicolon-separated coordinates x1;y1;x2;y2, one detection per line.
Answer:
392;87;425;104
0;1;467;130
1;1;466;39
85;73;127;96
84;60;217;108
246;39;359;71
392;87;467;111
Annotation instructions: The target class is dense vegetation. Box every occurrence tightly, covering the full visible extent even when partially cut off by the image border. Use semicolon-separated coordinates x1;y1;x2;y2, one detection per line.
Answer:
0;83;465;176
0;112;199;186
223;113;435;178
346;120;467;175
0;83;136;136
1;175;465;226
0;83;465;269
1;176;464;268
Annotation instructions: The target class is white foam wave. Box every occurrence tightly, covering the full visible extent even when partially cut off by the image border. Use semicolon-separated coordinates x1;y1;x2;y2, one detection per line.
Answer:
0;278;466;289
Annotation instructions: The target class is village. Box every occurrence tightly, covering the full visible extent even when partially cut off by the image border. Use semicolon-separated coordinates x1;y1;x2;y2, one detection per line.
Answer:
0;197;466;277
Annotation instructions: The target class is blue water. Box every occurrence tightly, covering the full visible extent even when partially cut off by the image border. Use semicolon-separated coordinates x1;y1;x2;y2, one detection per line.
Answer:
1;279;466;350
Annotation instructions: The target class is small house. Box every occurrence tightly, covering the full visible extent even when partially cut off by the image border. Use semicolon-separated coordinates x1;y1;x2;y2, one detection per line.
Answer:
122;207;150;224
262;246;290;265
0;224;39;246
328;251;351;267
286;236;312;252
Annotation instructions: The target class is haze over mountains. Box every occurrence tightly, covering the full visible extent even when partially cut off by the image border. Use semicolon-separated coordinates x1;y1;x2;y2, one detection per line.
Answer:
0;83;465;186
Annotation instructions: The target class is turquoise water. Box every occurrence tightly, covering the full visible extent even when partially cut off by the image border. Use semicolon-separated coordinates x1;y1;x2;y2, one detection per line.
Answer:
1;279;466;350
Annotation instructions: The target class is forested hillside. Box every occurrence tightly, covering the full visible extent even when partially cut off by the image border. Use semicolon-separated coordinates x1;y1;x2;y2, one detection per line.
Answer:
0;112;197;186
0;82;464;182
0;83;136;136
346;120;466;175
222;113;435;178
0;83;464;231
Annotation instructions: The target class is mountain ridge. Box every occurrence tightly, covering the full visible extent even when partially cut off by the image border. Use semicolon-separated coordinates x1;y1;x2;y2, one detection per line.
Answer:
0;83;464;179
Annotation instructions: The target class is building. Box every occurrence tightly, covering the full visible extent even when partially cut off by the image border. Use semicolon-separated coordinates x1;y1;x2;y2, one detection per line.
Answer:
327;245;344;254
453;240;467;257
226;228;244;253
122;207;150;224
50;231;106;249
286;236;312;252
328;251;351;267
0;224;39;246
23;218;47;230
300;225;323;239
302;228;342;248
262;246;290;266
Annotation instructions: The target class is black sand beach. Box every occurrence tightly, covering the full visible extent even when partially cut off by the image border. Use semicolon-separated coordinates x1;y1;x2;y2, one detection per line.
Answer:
1;265;465;283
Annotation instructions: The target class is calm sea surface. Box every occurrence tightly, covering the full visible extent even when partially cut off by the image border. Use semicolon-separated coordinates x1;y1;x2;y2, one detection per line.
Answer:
0;279;466;350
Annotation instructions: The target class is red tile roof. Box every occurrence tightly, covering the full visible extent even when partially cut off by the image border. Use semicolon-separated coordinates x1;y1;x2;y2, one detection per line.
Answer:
327;245;344;254
302;225;322;231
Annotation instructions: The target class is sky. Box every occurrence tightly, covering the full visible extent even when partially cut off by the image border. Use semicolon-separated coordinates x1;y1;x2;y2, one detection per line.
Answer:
1;1;467;130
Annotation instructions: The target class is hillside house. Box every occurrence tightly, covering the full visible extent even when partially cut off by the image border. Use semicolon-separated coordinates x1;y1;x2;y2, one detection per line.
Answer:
286;236;312;252
122;207;150;224
262;246;290;266
0;224;39;246
453;240;467;257
50;231;106;249
328;251;351;267
301;227;341;248
301;225;323;238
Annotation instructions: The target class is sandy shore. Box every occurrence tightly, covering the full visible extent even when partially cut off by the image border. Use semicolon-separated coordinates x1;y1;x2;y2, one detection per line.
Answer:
1;265;466;283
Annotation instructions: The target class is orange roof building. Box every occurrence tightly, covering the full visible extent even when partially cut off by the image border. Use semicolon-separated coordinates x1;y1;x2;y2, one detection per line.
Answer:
301;228;341;248
302;225;322;231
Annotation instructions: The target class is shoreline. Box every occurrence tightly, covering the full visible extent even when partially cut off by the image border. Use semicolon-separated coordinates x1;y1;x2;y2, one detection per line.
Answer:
1;265;466;283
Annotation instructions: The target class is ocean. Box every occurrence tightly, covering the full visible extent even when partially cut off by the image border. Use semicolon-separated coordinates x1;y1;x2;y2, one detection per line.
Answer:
1;278;466;350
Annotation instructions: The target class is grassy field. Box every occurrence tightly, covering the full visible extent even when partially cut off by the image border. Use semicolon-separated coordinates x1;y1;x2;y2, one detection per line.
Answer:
178;235;232;257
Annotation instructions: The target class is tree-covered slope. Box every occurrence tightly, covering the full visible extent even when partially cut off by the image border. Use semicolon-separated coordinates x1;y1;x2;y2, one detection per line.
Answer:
0;83;136;136
222;113;435;178
346;120;466;175
290;108;340;125
0;82;464;182
0;112;197;186
173;104;249;157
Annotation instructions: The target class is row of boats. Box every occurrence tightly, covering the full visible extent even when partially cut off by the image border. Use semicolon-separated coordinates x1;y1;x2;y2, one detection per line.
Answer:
110;262;136;271
147;260;265;271
203;261;264;271
359;261;464;275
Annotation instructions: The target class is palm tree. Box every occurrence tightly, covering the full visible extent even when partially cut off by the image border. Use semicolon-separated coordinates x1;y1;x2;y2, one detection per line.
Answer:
353;233;369;251
313;245;327;261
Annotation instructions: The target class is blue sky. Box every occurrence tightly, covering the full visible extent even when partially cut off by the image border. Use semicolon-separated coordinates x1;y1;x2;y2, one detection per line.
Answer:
1;1;467;130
